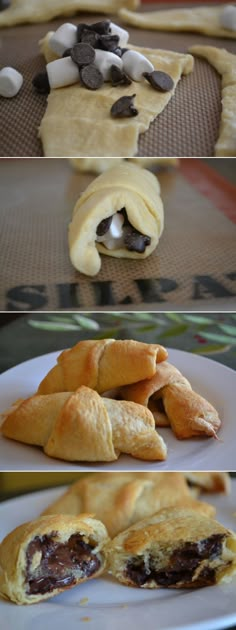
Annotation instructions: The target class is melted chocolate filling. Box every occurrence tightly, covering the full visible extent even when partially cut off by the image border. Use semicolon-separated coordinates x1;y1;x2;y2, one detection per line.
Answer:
96;207;151;253
125;534;225;588
26;532;100;595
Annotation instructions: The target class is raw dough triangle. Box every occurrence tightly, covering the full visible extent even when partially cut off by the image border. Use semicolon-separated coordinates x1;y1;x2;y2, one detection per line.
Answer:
190;46;236;156
39;35;193;157
119;4;236;39
0;0;139;26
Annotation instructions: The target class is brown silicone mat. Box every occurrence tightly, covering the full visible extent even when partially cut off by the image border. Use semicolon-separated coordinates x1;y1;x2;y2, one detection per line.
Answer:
0;158;236;311
0;3;236;157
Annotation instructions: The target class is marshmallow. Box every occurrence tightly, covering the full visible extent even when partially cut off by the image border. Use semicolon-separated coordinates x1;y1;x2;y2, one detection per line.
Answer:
109;22;129;47
94;49;123;81
47;57;79;89
109;213;124;238
49;23;78;57
220;5;236;31
0;67;23;98
96;212;124;248
122;50;154;82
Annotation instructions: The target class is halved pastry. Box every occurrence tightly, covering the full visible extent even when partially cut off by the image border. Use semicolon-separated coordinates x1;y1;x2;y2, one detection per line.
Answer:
0;514;108;604
121;361;221;439
106;507;236;589
0;0;139;27
119;4;236;39
1;386;167;462
69;163;164;276
37;338;168;395
41;472;215;538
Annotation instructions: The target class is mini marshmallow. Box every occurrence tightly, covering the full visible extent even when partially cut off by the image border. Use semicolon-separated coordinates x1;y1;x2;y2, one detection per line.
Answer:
122;50;154;82
47;57;79;89
0;67;23;98
49;23;78;57
94;49;123;81
109;22;129;47
220;4;236;31
109;213;124;239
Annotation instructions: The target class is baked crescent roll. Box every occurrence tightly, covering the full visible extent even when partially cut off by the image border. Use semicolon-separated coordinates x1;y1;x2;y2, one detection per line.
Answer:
185;473;231;495
0;0;139;27
37;338;168;395
41;472;215;537
0;514;108;605
68;163;164;276
119;4;236;39
106;507;236;589
1;386;167;462
121;361;221;439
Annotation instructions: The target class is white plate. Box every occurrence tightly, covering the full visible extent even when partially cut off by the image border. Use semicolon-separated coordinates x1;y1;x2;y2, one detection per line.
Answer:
0;349;235;471
0;482;236;630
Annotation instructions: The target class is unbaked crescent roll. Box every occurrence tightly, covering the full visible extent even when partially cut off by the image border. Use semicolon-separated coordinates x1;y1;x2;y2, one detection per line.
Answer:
41;472;215;537
1;386;167;462
70;158;178;174
106;507;236;589
0;0;139;27
121;361;221;439
68;162;164;276
37;338;168;395
0;514;108;604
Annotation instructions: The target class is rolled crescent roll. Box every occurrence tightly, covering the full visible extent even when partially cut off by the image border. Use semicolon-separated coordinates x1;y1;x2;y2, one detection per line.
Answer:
0;514;108;604
42;472;215;538
1;386;167;462
37;338;168;395
121;362;221;439
0;0;139;27
68;162;164;276
106;507;236;589
184;472;231;495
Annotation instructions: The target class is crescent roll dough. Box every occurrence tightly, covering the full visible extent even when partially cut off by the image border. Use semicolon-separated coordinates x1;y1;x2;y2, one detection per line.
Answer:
1;386;167;462
69;163;164;276
190;46;236;157
42;472;215;538
70;158;179;174
106;507;236;589
121;361;221;439
0;0;139;27
0;514;108;604
119;5;236;39
37;338;168;395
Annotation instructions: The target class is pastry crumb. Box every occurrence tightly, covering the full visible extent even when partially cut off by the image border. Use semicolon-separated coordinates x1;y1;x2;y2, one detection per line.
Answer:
79;597;89;606
81;617;91;623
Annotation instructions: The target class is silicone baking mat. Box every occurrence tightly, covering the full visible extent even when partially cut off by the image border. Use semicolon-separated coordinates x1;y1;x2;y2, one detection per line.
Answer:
0;3;235;157
0;158;236;311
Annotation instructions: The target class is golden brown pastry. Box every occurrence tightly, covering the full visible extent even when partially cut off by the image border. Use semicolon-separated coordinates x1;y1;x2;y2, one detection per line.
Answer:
69;163;164;276
1;386;167;462
0;0;139;27
37;338;168;395
121;361;221;439
190;46;236;157
106;507;236;588
41;472;215;538
185;473;231;495
0;514;108;604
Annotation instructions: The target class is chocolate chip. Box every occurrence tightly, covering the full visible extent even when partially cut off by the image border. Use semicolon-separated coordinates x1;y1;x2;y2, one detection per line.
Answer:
32;72;50;95
98;34;119;52
77;23;90;43
113;47;123;58
92;20;111;35
81;28;100;48
111;94;138;118
96;216;113;236
80;64;104;90
62;48;72;58
121;48;129;55
143;70;174;92
124;225;151;253
71;43;95;67
0;0;10;10
111;65;132;87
